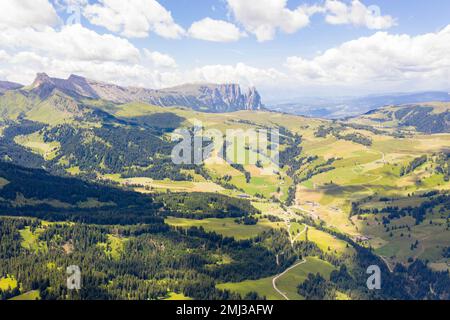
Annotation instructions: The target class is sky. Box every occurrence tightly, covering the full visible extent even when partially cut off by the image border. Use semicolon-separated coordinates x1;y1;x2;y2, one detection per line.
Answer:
0;0;450;102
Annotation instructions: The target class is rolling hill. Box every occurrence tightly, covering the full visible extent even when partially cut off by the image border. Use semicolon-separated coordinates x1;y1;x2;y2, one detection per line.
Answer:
350;103;450;134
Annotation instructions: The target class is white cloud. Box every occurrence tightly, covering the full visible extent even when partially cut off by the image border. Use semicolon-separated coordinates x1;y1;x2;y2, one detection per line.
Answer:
144;50;177;68
188;18;245;42
325;0;396;29
226;0;324;42
0;22;152;86
0;24;140;63
0;0;179;88
285;25;450;90
0;50;11;61
83;0;185;39
0;0;59;30
191;63;285;87
54;0;88;6
226;0;396;41
0;49;179;89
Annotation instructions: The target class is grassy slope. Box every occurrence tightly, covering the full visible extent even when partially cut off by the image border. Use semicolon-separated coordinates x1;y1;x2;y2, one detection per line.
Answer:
14;131;60;161
9;290;40;300
164;292;193;300
19;226;48;253
165;217;272;240
97;234;128;260
217;257;335;300
297;227;354;257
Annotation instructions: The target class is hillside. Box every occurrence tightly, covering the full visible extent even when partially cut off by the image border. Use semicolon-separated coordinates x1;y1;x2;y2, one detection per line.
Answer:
0;161;164;224
0;81;22;94
350;103;450;133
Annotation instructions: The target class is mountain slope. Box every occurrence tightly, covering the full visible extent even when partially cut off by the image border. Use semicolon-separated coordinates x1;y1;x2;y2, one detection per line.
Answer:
0;161;164;224
351;103;450;133
0;88;93;124
28;73;263;112
0;81;23;94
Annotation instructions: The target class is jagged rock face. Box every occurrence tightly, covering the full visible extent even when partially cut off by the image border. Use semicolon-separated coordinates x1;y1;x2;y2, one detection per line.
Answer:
245;87;262;111
28;73;264;112
155;83;262;112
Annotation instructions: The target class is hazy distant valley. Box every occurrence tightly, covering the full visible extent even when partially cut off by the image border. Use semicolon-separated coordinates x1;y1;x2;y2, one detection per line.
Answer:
268;91;450;119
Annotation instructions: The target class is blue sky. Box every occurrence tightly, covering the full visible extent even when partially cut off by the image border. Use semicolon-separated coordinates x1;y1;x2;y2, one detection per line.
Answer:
1;0;450;101
63;0;450;68
155;0;450;67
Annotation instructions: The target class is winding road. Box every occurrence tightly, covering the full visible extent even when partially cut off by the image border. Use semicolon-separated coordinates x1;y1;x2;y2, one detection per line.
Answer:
272;259;307;300
272;207;309;300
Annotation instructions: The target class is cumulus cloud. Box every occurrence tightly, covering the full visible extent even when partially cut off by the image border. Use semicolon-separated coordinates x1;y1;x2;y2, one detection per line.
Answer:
188;18;246;42
226;0;397;41
285;25;450;90
325;0;396;29
0;48;180;89
0;50;11;61
191;63;285;87
83;0;185;39
0;18;152;86
144;49;177;68
0;0;60;30
53;0;89;11
0;24;140;63
0;0;177;88
226;0;324;42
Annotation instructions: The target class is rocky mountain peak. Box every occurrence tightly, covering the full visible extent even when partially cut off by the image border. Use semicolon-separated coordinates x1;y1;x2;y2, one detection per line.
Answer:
245;87;262;110
163;83;263;112
31;73;53;88
27;73;264;112
68;74;86;81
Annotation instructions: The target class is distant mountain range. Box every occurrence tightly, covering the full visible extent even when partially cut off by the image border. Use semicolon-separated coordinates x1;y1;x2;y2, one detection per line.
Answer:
3;73;449;120
268;91;450;119
0;80;22;94
4;73;262;113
